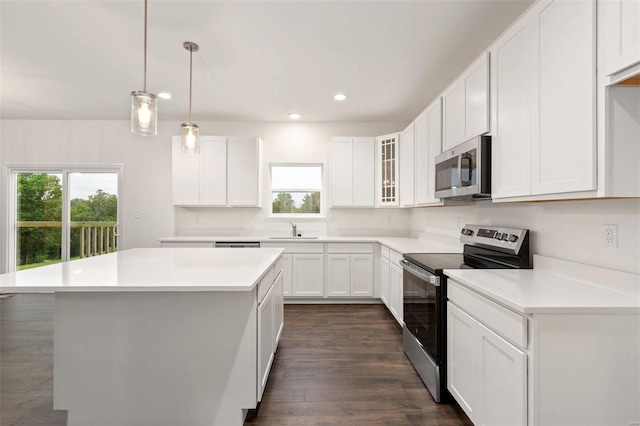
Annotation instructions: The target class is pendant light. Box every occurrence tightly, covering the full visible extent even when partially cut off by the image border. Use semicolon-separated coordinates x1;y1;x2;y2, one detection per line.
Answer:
131;0;157;136
181;41;200;154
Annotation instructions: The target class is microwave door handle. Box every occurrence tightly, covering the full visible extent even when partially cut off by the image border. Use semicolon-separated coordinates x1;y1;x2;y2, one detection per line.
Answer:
461;155;472;186
457;156;463;189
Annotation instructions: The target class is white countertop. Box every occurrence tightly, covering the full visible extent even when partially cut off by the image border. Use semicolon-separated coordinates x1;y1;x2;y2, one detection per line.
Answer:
159;235;462;255
445;255;640;314
0;248;284;293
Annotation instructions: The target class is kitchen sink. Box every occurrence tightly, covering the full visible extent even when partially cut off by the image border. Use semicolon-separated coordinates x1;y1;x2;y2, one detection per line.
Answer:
267;236;319;239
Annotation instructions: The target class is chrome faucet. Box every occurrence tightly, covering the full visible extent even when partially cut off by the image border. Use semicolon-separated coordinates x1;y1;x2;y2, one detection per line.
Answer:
289;222;297;237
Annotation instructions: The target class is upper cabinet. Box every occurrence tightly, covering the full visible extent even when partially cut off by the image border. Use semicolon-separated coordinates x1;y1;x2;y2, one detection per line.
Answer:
600;0;640;77
491;0;596;200
442;53;490;151
329;137;375;207
172;136;262;207
399;123;415;207
414;98;443;206
376;133;400;207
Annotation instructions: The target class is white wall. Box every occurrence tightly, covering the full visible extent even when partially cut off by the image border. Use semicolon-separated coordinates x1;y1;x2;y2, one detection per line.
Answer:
411;199;640;274
0;119;408;256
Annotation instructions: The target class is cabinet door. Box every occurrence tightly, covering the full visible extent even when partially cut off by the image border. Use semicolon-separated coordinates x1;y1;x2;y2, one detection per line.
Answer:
274;271;284;349
477;322;527;426
258;283;275;401
442;82;464;150
389;263;403;325
171;136;200;205
377;133;400;206
228;137;261;206
200;136;227;206
327;254;350;297
351;254;373;297
601;0;640;76
280;254;293;296
414;109;430;205
330;138;354;206
380;256;390;307
447;302;479;423
490;13;534;199
532;0;595;195
426;100;443;204
463;53;490;140
292;254;324;296
352;138;375;206
400;123;415;207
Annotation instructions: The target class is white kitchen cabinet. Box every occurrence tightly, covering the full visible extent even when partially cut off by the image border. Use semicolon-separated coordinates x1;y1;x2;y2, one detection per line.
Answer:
273;270;284;347
380;255;390;307
414;98;443;206
292;254;324;297
491;0;596;200
447;285;527;426
400;122;415;207
326;244;374;297
279;254;293;296
257;276;275;401
172;136;227;206
389;258;403;325
329;137;375;207
227;137;262;207
172;136;262;207
376;133;400;206
327;254;350;296
600;0;640;77
442;53;490;151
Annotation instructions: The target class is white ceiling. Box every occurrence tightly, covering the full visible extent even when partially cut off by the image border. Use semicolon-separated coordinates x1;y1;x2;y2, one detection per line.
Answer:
0;0;533;123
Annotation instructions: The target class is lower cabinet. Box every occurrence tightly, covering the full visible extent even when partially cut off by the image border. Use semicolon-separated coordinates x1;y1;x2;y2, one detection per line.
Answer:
447;283;527;426
257;267;284;401
279;254;293;296
292;254;324;296
389;261;403;324
380;256;390;306
326;254;374;297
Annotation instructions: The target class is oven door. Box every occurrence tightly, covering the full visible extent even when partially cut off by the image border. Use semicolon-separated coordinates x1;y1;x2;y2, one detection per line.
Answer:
401;259;442;365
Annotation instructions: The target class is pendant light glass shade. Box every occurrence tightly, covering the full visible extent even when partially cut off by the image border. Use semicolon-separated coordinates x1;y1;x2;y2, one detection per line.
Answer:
181;41;200;154
131;91;157;135
131;0;157;136
181;122;200;154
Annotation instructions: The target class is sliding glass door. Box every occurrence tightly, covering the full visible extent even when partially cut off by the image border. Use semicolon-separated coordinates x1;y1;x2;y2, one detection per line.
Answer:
10;166;122;272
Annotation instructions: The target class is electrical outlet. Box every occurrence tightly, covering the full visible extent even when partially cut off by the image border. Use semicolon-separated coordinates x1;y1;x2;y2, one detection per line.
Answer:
603;224;618;248
134;210;140;219
239;214;244;223
195;214;200;223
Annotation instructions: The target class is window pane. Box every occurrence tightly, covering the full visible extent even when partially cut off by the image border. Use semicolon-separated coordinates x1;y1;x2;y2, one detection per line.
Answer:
272;191;321;214
272;166;321;190
16;173;62;270
69;173;119;259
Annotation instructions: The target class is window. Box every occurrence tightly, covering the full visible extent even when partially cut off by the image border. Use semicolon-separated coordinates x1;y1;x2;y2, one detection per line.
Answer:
5;166;123;272
270;164;322;216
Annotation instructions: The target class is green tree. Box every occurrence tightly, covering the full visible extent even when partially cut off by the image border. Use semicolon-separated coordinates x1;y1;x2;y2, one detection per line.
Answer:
17;173;62;265
299;192;320;213
272;192;295;213
70;190;118;257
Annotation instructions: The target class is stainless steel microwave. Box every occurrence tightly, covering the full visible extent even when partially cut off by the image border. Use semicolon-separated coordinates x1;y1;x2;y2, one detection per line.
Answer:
434;135;491;200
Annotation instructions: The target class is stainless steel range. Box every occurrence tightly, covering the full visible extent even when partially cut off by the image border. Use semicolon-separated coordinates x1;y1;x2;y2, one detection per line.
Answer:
401;225;532;402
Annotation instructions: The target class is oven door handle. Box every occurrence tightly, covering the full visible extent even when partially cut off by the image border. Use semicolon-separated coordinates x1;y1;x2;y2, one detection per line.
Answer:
400;260;440;286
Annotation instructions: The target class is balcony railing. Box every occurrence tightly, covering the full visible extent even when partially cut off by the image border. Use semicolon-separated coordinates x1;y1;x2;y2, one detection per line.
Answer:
17;221;118;258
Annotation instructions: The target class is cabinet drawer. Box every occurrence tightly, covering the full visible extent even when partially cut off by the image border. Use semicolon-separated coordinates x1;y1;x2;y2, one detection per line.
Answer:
448;281;527;349
260;242;324;254
327;243;374;254
258;266;275;303
381;245;390;259
389;250;403;267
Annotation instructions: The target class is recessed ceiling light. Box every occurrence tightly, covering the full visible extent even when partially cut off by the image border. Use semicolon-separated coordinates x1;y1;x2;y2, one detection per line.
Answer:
334;93;347;101
158;92;172;100
289;112;301;120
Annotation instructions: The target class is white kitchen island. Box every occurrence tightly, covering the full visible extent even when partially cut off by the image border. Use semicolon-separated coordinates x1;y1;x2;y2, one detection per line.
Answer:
0;248;285;426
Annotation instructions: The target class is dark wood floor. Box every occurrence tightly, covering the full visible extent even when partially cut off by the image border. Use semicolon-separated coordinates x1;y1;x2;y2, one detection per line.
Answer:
246;304;473;425
1;296;472;426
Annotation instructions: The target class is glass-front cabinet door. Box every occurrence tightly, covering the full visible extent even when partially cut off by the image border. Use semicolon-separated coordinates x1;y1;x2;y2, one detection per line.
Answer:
376;133;400;206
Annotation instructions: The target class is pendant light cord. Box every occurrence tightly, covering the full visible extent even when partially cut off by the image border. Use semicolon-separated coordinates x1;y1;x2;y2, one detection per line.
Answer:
143;0;148;91
189;48;193;123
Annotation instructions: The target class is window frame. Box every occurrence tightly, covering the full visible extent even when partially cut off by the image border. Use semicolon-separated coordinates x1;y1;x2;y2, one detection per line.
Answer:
268;163;325;219
2;164;124;273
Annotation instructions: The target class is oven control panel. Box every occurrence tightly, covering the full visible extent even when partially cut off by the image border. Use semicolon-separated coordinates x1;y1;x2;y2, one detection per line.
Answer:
460;225;528;254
